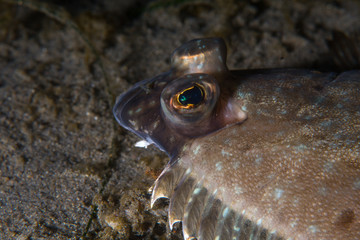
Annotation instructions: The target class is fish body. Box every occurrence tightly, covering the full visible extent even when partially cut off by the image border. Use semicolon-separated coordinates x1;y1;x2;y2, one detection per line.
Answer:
113;38;360;239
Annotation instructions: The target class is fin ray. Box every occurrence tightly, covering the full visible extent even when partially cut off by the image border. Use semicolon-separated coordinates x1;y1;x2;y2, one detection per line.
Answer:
183;186;209;239
168;172;196;228
198;196;222;240
151;162;187;207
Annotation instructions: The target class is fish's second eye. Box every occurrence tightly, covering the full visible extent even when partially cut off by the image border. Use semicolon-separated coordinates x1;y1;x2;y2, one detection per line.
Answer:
176;84;204;109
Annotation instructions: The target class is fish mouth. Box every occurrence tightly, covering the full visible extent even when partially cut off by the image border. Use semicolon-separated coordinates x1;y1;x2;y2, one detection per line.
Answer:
112;72;171;150
113;77;156;144
113;77;152;129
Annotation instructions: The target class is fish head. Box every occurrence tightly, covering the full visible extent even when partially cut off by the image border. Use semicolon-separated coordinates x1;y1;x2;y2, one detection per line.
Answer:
113;38;247;157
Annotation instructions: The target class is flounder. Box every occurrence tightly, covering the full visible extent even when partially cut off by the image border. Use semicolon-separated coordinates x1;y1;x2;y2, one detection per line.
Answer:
113;38;360;239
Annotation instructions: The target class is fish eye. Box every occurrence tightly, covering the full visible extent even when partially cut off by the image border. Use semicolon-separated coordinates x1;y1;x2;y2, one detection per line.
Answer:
160;73;219;129
175;84;205;109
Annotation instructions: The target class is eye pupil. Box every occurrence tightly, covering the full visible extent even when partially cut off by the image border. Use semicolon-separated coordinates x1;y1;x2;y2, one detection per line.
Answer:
178;85;204;107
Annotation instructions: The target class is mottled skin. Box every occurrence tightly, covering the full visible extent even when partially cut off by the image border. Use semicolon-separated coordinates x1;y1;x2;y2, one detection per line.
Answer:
113;38;360;239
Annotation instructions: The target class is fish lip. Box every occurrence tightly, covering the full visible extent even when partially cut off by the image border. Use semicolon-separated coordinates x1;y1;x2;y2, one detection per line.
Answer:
113;77;153;129
113;72;170;128
112;72;172;151
113;79;158;147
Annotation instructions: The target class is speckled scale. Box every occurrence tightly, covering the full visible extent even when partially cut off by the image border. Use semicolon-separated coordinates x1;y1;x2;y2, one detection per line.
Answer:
113;38;360;239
